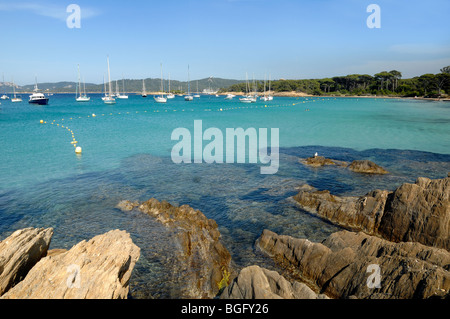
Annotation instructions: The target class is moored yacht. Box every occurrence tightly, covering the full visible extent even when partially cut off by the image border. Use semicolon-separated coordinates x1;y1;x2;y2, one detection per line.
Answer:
29;79;49;105
11;78;22;102
184;64;193;101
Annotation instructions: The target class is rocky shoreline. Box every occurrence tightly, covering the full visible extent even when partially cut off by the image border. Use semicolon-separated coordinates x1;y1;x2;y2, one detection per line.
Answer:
0;171;448;299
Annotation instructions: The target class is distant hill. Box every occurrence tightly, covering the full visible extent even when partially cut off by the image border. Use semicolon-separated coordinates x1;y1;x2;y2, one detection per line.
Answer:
1;78;243;94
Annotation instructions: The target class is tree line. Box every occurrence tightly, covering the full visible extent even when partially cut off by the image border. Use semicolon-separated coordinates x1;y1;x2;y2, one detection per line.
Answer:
221;66;450;97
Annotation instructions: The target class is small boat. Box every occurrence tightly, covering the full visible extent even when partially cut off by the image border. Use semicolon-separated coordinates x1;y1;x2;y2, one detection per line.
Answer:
154;63;167;103
142;79;147;97
166;74;175;99
11;78;22;102
1;74;9;100
193;81;200;98
184;65;193;101
29;78;49;105
75;65;90;102
260;74;268;101
104;56;116;104
29;91;49;105
267;74;273;100
239;73;255;103
225;94;235;100
116;76;128;99
239;96;253;103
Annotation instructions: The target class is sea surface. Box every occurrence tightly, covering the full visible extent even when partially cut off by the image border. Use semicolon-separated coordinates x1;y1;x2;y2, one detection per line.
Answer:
0;94;449;298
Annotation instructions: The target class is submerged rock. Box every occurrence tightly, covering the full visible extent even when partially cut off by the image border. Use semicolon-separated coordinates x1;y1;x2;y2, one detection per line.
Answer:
126;198;233;298
0;227;53;296
2;229;140;299
294;175;449;250
256;229;450;299
220;265;327;299
348;160;389;174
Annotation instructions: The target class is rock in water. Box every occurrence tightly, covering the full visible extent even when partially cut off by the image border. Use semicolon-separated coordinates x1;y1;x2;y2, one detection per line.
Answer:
257;229;450;299
294;175;449;250
220;265;326;299
136;198;232;298
1;229;140;299
378;176;449;249
348;160;389;174
300;156;338;167
0;227;53;296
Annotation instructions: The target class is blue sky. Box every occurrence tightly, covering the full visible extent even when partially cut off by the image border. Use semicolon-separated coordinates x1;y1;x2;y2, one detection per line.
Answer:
1;0;449;85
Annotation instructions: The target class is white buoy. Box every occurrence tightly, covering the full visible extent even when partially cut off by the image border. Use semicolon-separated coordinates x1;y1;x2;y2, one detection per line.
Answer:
75;146;82;154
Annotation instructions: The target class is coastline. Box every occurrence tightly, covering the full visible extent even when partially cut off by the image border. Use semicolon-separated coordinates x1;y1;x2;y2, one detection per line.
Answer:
12;90;448;101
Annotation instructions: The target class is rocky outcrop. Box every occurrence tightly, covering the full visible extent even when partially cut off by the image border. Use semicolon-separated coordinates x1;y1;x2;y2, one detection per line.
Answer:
118;198;233;298
300;156;346;167
256;229;450;299
348;160;389;174
1;229;140;299
294;175;449;250
0;227;53;296
220;265;327;299
300;157;388;174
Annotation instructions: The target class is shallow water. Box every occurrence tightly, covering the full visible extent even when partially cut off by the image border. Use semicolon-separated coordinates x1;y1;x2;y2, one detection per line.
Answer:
0;95;449;298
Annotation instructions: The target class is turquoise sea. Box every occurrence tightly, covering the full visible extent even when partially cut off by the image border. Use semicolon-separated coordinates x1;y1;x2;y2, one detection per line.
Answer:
1;94;449;298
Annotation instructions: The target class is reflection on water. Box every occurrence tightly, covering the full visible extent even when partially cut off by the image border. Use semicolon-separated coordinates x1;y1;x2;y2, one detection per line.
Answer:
0;146;449;298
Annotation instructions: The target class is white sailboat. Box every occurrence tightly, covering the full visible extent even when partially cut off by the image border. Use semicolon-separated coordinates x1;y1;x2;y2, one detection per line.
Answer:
260;74;268;101
11;77;22;102
225;93;235;100
76;64;90;102
167;73;175;99
239;73;253;103
1;74;9;100
184;65;193;101
267;74;273;100
117;75;128;99
102;75;107;101
154;63;167;103
142;79;147;97
194;81;200;98
104;56;116;104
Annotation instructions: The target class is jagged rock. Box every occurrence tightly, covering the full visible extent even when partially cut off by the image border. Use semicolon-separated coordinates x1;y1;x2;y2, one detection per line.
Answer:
220;265;327;299
2;229;140;299
300;157;388;175
300;156;348;167
379;176;449;249
348;160;389;174
0;227;53;296
256;229;450;299
134;198;232;298
293;175;449;250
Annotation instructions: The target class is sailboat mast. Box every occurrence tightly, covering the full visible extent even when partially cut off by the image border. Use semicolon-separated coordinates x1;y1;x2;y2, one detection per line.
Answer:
77;64;81;98
160;63;164;96
12;77;16;98
187;65;190;95
107;56;112;96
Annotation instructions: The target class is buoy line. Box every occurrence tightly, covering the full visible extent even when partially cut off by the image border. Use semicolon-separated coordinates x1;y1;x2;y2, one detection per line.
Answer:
40;119;81;154
38;98;329;154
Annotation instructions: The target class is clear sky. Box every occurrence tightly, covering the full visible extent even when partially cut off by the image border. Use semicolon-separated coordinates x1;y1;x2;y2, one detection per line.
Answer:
1;0;449;85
